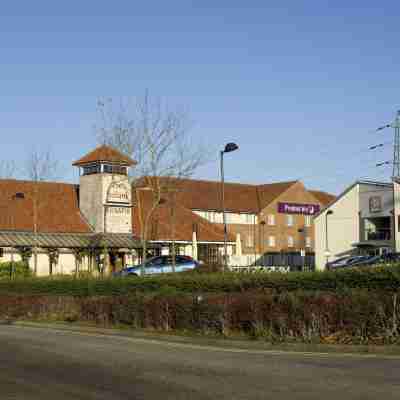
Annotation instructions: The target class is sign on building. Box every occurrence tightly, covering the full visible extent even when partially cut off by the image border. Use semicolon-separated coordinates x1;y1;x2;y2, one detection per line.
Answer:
105;181;132;233
277;202;320;215
106;182;131;204
369;196;382;213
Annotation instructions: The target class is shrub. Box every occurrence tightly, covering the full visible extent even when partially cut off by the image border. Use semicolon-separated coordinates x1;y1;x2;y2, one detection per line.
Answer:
0;265;399;296
1;289;399;344
0;261;32;279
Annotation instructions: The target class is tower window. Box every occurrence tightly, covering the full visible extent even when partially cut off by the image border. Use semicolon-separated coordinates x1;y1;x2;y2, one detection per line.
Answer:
103;164;128;175
83;164;101;175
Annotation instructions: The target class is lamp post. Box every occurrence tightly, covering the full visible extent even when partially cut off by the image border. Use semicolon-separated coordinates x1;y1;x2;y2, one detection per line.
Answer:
297;228;304;271
220;142;239;271
260;220;266;267
325;210;334;267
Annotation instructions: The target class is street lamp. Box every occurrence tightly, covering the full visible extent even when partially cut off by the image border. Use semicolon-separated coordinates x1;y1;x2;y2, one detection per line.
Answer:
297;228;305;271
325;210;334;267
220;142;239;271
260;220;266;267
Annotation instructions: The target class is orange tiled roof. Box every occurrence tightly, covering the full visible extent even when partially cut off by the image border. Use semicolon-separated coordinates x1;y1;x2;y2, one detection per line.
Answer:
133;189;235;243
256;181;299;209
309;190;336;206
73;145;137;167
0;180;92;233
138;177;300;213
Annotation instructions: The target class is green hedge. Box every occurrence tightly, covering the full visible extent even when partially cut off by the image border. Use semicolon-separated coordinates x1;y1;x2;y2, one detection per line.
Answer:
0;265;399;296
0;261;32;279
1;290;400;344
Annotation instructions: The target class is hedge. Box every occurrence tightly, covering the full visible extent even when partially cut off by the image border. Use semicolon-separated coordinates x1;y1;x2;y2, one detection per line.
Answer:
0;265;400;296
1;290;400;344
0;261;32;279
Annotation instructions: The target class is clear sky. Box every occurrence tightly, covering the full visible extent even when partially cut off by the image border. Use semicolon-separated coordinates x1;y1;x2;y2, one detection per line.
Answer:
1;1;399;195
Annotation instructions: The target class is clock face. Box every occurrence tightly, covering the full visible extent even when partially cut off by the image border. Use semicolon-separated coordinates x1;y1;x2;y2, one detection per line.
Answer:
369;196;382;213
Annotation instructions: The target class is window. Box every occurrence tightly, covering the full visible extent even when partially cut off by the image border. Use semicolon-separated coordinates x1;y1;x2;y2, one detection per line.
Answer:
268;236;276;247
176;256;191;264
286;215;294;226
287;236;294;247
103;164;127;175
0;248;3;258
267;214;275;226
215;212;223;223
245;214;253;224
306;237;312;248
246;234;254;247
305;215;312;227
83;164;100;175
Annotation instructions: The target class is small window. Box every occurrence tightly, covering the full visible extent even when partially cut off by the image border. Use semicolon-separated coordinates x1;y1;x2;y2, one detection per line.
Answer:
287;236;294;247
83;164;101;175
245;214;253;224
305;215;312;227
267;214;275;226
268;236;276;247
0;248;3;258
306;237;312;248
177;256;191;264
14;192;25;199
286;215;294;227
148;256;164;266
209;212;215;223
214;212;222;223
246;234;254;247
103;164;127;175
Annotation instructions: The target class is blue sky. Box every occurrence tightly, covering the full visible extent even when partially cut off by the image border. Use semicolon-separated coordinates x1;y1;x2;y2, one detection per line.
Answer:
1;1;399;194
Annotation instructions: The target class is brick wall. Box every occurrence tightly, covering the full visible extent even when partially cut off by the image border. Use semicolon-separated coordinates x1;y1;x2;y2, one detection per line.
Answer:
223;182;324;255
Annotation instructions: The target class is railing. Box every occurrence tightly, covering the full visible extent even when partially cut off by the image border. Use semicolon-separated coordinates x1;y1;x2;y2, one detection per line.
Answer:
366;229;391;241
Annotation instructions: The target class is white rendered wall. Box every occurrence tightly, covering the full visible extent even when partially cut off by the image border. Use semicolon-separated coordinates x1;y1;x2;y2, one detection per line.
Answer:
314;184;359;270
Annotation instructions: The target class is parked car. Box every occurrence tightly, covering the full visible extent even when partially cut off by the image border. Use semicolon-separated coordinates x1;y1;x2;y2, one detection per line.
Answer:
113;255;200;277
326;255;368;270
354;252;400;267
348;254;381;268
328;252;400;270
379;252;400;264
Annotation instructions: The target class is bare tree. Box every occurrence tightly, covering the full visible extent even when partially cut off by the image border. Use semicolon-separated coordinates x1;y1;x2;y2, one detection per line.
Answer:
0;160;17;179
95;92;209;268
24;148;62;275
25;149;61;182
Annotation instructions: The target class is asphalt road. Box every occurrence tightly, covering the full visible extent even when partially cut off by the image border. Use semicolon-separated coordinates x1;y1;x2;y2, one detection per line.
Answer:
0;325;399;400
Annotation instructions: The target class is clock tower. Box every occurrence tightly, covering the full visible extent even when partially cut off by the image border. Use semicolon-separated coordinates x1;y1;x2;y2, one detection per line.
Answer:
73;145;137;233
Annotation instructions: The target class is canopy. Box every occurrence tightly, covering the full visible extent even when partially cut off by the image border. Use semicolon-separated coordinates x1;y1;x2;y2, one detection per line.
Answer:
0;231;157;250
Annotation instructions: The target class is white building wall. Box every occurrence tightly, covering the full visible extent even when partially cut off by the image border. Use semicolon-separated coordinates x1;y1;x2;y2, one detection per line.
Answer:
79;174;104;232
79;173;132;234
0;249;88;276
314;184;359;270
359;183;393;219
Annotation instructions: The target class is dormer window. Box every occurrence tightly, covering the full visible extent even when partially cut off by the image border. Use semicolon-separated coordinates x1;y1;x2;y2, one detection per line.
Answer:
13;192;25;199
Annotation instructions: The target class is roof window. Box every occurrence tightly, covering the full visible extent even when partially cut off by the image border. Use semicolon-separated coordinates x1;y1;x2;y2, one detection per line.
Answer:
13;192;25;199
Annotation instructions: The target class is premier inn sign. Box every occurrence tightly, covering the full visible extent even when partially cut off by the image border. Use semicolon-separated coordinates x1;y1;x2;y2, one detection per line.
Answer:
278;202;320;216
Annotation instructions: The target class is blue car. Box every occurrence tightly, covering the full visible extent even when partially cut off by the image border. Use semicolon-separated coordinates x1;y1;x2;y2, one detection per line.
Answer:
114;255;200;277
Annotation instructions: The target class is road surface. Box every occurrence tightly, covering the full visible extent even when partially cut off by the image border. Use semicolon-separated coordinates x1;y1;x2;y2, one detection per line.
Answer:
0;325;399;399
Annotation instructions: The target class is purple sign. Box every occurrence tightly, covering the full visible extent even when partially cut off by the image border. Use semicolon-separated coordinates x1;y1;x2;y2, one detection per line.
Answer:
278;202;320;215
